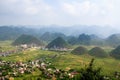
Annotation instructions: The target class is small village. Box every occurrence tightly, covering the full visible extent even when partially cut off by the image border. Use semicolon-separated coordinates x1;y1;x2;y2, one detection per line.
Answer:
0;42;71;57
0;42;77;80
0;56;79;80
1;56;120;80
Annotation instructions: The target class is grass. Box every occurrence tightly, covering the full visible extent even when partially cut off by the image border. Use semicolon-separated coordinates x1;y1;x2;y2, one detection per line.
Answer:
0;41;120;76
52;53;120;75
1;49;119;76
0;40;16;51
0;49;57;62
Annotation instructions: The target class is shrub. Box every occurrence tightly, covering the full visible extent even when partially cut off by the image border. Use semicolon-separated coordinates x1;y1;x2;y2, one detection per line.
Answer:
73;59;105;80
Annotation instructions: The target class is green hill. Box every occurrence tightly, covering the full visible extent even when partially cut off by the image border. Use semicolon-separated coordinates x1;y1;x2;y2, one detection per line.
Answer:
46;37;69;49
40;32;66;42
89;47;108;58
78;34;91;45
0;26;41;41
71;46;88;55
12;34;44;46
111;45;120;59
106;34;120;47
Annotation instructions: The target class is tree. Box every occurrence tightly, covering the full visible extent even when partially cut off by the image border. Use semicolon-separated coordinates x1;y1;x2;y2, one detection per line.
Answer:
74;59;104;80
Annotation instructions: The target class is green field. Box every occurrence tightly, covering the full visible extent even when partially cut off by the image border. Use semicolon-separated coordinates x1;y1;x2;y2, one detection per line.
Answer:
0;41;120;79
0;49;120;75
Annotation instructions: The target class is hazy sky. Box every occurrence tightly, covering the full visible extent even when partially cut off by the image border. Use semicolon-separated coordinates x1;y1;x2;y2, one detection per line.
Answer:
0;0;120;26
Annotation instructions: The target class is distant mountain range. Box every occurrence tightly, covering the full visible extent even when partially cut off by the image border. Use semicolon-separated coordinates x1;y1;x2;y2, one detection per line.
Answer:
1;26;120;47
36;25;119;38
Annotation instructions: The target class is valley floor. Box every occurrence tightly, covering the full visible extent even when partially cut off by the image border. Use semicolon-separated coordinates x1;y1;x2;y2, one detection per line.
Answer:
0;41;120;79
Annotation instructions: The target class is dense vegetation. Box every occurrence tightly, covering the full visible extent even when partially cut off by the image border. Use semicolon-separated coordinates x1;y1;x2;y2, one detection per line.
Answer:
12;34;44;46
78;34;91;45
106;34;120;47
1;26;120;47
71;46;88;55
46;37;69;49
89;47;108;58
74;59;105;80
111;45;120;59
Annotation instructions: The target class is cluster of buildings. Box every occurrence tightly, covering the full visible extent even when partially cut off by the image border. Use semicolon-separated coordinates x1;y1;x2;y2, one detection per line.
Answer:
0;58;79;80
0;59;48;80
0;43;43;57
0;50;19;57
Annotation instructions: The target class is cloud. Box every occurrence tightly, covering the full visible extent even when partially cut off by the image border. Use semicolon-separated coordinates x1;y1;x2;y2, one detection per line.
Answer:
0;0;54;16
0;0;119;26
61;0;114;17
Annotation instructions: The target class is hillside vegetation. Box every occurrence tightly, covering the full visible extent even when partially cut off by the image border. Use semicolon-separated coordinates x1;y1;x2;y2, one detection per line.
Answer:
111;45;120;59
12;34;44;46
89;47;108;58
71;46;88;55
46;37;69;49
1;26;120;47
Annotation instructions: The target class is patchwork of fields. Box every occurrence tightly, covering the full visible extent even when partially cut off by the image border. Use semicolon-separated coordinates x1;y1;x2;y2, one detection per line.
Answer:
0;41;120;80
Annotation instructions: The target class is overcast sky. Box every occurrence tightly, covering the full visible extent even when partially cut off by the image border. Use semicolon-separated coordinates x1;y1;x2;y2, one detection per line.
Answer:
0;0;120;27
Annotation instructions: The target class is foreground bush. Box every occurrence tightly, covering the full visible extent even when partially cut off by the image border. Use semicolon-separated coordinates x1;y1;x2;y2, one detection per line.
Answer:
73;59;105;80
